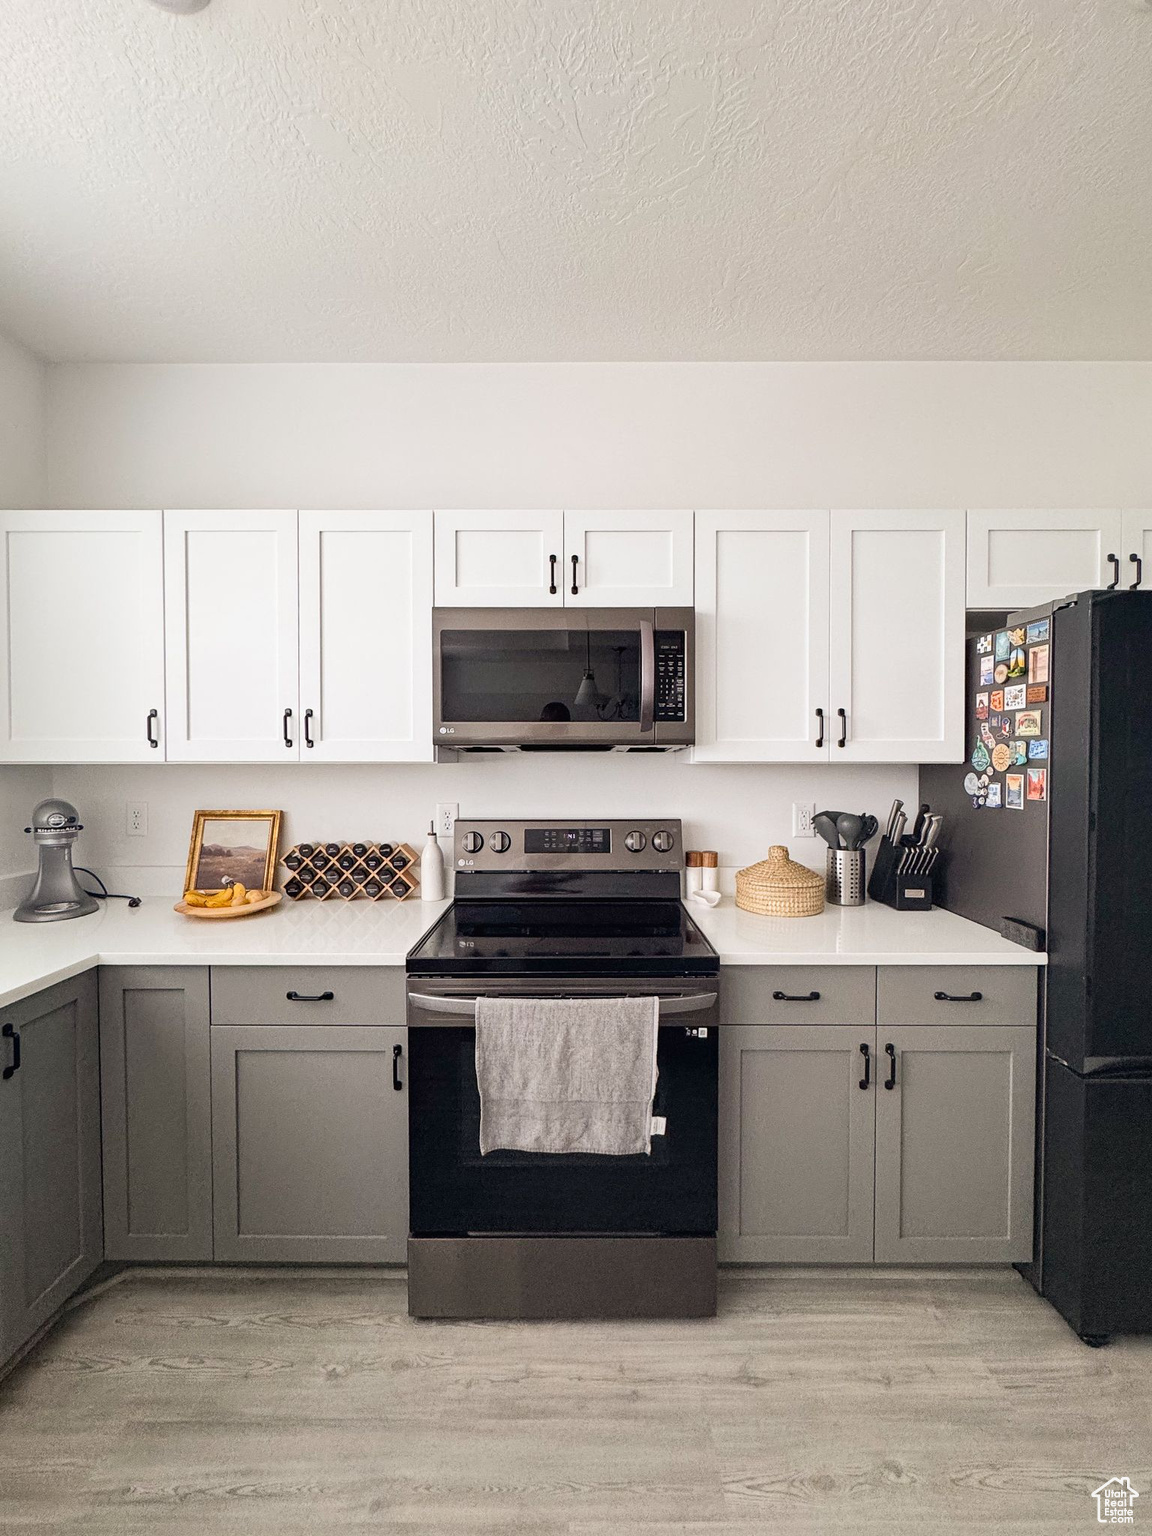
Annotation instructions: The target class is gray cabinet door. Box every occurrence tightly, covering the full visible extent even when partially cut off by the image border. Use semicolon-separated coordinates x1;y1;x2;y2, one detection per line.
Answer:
211;1024;408;1262
719;1025;876;1262
874;1025;1035;1263
0;973;102;1362
99;967;212;1261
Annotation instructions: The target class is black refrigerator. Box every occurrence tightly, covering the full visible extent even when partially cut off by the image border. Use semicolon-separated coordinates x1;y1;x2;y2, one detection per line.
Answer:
921;589;1152;1344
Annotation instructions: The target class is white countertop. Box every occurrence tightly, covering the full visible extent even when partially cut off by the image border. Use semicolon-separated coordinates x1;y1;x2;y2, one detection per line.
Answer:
0;885;1043;1011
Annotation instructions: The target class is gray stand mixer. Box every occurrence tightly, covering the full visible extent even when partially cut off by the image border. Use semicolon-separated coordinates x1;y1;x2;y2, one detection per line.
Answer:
14;799;100;923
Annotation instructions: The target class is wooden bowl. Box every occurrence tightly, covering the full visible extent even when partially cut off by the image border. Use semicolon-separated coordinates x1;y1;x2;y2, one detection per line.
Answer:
174;892;283;920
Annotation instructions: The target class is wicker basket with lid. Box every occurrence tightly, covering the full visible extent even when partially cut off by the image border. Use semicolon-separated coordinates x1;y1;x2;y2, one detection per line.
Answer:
736;845;824;918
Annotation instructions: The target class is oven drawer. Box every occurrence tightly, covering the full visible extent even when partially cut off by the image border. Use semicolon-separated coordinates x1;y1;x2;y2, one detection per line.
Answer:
211;967;406;1027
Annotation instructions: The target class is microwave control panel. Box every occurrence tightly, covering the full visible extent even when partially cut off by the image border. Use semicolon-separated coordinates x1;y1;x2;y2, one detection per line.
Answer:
654;632;687;722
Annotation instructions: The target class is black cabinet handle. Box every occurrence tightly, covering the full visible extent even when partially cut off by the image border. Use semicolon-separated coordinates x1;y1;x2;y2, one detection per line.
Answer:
772;990;820;1002
548;554;558;595
858;1041;871;1090
837;707;847;748
2;1022;20;1080
570;554;579;595
815;707;825;748
1131;552;1144;590
1107;552;1120;589
884;1042;897;1090
282;707;293;748
392;1042;403;1091
933;990;983;1003
146;707;159;749
285;990;334;1003
303;707;315;749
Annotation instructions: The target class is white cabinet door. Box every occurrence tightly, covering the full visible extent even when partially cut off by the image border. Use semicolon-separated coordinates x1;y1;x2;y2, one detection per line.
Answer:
693;511;829;761
299;511;433;762
829;509;965;763
0;511;165;763
564;510;694;607
164;511;300;762
966;510;1124;608
1122;511;1152;590
434;510;564;606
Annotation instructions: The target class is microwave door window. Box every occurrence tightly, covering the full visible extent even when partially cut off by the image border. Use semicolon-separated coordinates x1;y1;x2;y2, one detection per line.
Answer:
440;629;641;723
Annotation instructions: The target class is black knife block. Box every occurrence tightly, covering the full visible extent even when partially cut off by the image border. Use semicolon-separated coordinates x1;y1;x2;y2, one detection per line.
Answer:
867;834;937;911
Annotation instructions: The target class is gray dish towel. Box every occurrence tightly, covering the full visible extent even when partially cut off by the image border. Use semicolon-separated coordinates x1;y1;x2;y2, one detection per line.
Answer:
475;995;660;1156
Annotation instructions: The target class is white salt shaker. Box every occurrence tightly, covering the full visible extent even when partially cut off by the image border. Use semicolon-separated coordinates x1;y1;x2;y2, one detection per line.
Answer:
700;850;719;893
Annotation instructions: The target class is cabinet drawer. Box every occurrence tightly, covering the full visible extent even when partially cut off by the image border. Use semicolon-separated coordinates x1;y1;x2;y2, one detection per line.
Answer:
721;967;876;1027
210;967;406;1027
877;966;1038;1028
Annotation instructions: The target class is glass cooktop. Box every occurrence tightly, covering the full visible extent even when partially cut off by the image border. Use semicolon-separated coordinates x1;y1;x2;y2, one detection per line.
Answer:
406;900;720;977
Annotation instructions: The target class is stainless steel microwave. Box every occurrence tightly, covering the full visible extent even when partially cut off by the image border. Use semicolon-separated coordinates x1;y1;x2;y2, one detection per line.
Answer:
432;608;694;757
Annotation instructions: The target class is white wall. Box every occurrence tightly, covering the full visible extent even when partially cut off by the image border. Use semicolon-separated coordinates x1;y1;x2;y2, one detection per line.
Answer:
0;331;50;896
45;361;1152;510
38;359;1151;888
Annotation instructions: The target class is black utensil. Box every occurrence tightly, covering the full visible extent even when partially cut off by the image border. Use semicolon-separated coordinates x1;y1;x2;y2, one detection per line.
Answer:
813;811;841;850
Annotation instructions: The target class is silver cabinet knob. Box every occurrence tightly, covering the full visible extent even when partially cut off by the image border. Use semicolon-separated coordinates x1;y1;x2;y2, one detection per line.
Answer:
652;829;675;852
489;831;511;853
461;831;483;853
624;830;647;852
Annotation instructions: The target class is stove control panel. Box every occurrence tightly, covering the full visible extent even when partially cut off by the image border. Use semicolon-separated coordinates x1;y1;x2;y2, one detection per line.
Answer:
453;819;683;874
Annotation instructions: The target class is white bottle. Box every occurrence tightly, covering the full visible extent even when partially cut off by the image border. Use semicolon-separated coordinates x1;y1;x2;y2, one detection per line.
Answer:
420;821;446;902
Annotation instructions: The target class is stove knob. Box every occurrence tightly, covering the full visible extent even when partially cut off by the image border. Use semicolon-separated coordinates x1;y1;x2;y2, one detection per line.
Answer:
624;830;647;852
652;829;675;852
489;831;511;853
461;831;483;854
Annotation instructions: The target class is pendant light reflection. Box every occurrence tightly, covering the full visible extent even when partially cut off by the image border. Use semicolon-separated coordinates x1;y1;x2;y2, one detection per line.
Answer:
572;631;602;720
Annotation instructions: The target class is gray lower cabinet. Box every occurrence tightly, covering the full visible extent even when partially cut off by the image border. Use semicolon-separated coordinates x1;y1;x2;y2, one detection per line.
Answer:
211;1024;408;1263
0;973;102;1362
873;1025;1036;1263
99;967;213;1261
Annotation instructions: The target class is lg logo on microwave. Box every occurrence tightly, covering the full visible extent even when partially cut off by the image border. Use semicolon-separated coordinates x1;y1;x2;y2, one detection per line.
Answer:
438;727;455;735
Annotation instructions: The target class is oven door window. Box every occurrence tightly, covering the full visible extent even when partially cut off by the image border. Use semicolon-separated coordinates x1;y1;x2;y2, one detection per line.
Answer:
439;628;641;724
409;1026;717;1236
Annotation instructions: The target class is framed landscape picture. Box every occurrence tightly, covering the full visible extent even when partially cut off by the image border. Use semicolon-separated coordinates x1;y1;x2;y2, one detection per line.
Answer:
184;810;282;894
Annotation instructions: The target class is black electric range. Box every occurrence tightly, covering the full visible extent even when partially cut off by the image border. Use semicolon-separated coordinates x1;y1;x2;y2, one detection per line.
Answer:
404;818;720;1322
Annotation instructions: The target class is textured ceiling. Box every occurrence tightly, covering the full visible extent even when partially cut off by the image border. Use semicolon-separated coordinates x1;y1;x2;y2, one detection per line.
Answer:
1;0;1151;362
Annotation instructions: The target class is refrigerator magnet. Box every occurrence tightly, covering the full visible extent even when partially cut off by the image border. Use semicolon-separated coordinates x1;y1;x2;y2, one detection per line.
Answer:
1026;683;1048;705
964;771;981;795
1028;737;1049;760
1007;626;1027;647
980;655;995;686
1004;683;1027;711
1005;773;1025;809
995;631;1011;661
1015;709;1042;737
992;743;1011;772
1026;767;1048;801
1026;618;1050;644
971;741;991;771
1007;646;1027;679
1009;739;1028;766
990;688;1005;712
976;633;993;655
997;716;1011;738
980;721;997;749
985;782;1002;808
994;662;1010;685
1028;644;1050;685
975;691;989;719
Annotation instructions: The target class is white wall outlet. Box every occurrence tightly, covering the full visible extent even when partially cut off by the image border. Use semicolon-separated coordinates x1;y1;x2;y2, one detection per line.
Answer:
792;802;816;838
435;802;458;838
126;801;148;837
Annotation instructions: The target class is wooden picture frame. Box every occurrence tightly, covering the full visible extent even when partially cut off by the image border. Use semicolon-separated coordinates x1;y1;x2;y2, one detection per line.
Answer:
184;810;282;894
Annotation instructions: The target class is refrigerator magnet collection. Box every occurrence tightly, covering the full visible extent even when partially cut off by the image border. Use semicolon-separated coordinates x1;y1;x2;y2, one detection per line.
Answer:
966;622;1051;809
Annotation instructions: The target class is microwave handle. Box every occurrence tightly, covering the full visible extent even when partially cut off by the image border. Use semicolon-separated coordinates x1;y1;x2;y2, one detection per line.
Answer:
639;618;655;732
408;991;717;1019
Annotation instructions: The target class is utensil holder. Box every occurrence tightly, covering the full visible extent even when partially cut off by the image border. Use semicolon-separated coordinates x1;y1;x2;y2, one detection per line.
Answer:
826;848;865;906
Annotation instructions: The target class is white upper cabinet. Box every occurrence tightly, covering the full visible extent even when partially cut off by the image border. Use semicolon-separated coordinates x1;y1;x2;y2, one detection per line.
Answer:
298;511;433;761
564;511;694;607
164;511;300;762
1122;511;1152;590
966;510;1124;608
829;510;965;763
0;511;165;763
694;511;830;761
434;510;564;607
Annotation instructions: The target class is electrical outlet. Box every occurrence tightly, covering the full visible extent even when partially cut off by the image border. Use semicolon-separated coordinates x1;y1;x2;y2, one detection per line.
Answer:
435;802;458;838
126;801;148;837
792;802;816;838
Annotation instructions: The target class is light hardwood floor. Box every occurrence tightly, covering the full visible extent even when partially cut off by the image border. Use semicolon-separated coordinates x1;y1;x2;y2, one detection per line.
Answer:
1;1266;1149;1534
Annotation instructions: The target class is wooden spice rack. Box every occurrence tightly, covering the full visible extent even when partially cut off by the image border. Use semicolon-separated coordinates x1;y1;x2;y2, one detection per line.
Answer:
281;841;420;902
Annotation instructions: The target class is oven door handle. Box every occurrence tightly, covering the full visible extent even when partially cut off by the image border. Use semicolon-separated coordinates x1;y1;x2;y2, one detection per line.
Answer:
407;991;717;1019
638;618;655;733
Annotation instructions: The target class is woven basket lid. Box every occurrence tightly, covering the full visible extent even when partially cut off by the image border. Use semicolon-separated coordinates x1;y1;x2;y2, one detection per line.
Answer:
740;845;823;890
